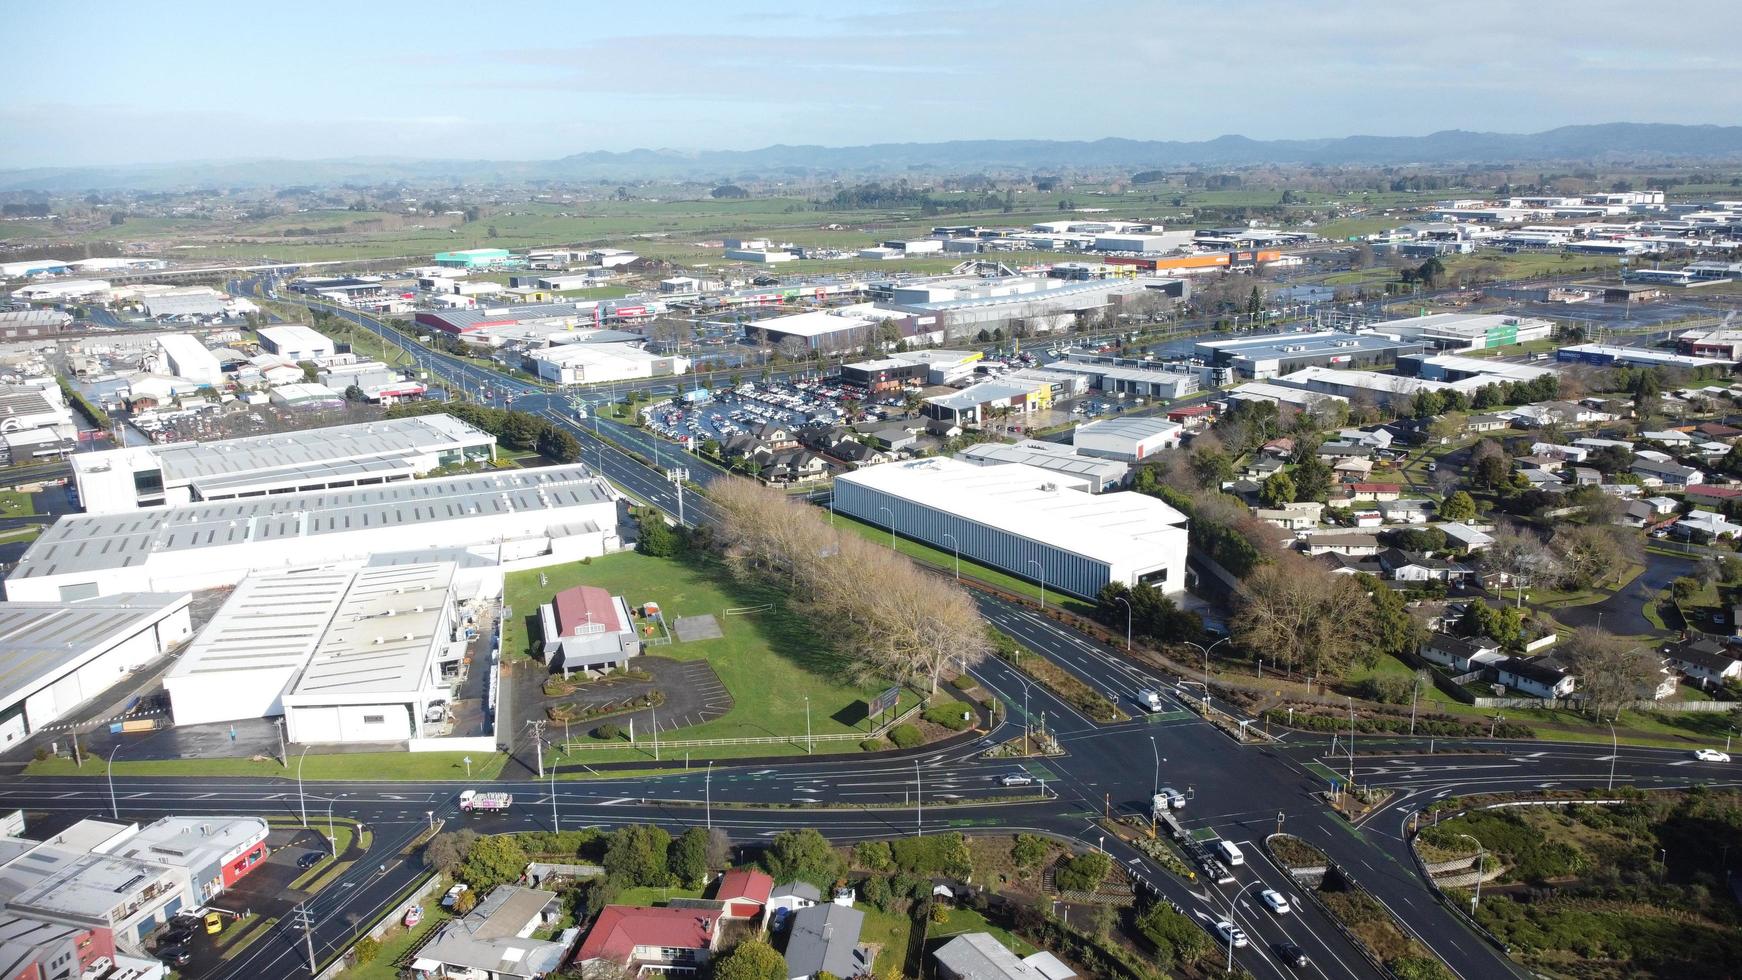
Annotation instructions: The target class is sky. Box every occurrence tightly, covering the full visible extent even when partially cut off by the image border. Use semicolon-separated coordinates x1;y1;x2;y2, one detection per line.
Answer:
2;0;1739;169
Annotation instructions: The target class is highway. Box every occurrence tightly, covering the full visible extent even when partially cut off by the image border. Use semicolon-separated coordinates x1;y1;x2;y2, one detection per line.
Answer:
101;281;1730;978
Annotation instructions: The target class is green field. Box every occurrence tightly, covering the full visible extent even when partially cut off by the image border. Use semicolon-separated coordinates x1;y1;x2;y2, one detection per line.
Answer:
0;489;37;515
504;551;922;755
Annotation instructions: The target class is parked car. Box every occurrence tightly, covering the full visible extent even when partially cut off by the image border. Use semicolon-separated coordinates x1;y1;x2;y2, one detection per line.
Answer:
999;773;1034;787
1215;921;1248;948
297;852;323;869
157;945;192;967
441;883;469;909
1273;941;1309;967
157;924;195;948
1260;889;1292;914
1694;749;1731;763
403;906;423;928
203;912;223;935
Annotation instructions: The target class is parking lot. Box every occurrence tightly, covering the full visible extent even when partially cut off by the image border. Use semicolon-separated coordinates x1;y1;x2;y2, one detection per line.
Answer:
643;377;871;444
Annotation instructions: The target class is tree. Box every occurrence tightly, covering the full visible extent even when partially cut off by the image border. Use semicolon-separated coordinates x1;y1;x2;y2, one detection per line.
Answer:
1011;835;1049;877
1361;573;1424;662
1462;600;1527;650
1438;491;1477;522
344;383;366;402
1259;471;1296;509
603;824;671;886
451;887;478;914
635;507;683;557
1190;448;1233;489
710;184;749;199
1291;454;1333;503
1233;557;1369;676
1054;851;1111;892
425;830;478;875
760;829;843;886
1418;257;1446;288
1135;903;1210;968
668;827;710;888
711;939;786;980
1551;525;1638;590
458;834;527;890
854;840;893;871
1558;627;1658;719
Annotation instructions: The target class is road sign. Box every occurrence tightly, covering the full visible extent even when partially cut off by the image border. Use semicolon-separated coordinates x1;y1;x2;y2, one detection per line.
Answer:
868;686;900;717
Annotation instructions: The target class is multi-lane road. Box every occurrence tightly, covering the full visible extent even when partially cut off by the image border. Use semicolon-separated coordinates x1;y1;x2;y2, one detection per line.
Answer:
16;284;1725;979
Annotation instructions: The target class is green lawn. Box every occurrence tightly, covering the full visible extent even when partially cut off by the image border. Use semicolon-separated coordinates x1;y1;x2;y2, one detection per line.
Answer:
0;489;37;515
27;751;509;781
830;513;1094;616
858;905;917;974
504;552;923;755
928;904;1036;956
612;884;706;907
342;906;451;980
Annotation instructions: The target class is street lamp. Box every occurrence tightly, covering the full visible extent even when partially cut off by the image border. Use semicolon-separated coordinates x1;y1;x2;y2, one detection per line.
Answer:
1148;736;1161;798
107;745;121;819
878;505;896;550
296;744;311;827
805;696;812;755
326;799;337;857
705;761;714;830
1026;559;1047;610
1454;833;1485;914
1607;720;1618;790
941;533;960;581
1225;880;1262;973
1183;636;1230;691
1115;595;1133;651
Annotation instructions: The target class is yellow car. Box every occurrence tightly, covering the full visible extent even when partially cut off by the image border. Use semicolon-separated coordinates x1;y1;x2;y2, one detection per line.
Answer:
204;912;223;935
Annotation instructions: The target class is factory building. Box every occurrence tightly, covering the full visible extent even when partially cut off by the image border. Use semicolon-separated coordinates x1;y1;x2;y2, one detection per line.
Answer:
1556;344;1737;370
524;343;689;385
0;592;194;746
958;440;1129;492
107;816;271;903
835;458;1188;598
1398;354;1560;384
154;334;222;386
1362;313;1554;351
1270;366;1468;408
921;377;1052;428
1224;383;1348;412
839;350;983;390
256;324;337;361
1041;356;1208;400
434;248;515;269
70;414;497;513
9;280;110;302
1091;231;1195;253
753;305;910;352
1071;417;1183;462
1194;331;1427;379
416;301;659;337
5;465;619;603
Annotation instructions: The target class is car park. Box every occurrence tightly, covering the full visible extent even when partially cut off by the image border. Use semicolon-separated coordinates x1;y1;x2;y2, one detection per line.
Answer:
1273;941;1309;967
1215;921;1248;948
999;773;1034;787
1260;888;1291;914
1694;749;1731;762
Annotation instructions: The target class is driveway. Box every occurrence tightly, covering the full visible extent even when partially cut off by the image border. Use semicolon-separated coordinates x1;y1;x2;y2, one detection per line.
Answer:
536;655;733;742
1552;549;1696;636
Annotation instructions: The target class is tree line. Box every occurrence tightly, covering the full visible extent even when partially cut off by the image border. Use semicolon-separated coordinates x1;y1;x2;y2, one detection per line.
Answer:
386;401;581;463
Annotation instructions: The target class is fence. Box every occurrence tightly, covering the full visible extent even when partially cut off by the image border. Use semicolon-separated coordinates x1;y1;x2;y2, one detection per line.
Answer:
1468;695;1736;712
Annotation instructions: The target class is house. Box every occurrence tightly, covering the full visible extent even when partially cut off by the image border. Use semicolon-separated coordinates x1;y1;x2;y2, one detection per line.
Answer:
713;869;775;924
1336;427;1394;450
1662;637;1742;690
933;932;1070;980
1420;633;1505;673
1439;523;1495;552
1695;422;1742;442
412;886;568;980
1379;499;1433;525
721;432;775;460
862;425;919;453
1260;437;1295;457
1252;501;1323;531
761;450;829;485
1531;442;1590;463
1571;466;1602;486
1333;457;1374;481
1464;414;1510;433
575;906;721;975
1632;458;1703;487
1517;466;1564;489
1379;548;1476;585
1316;444;1375;463
1673;508;1742;543
1352;510;1383;528
752;422;799;451
1639;659;1680;700
1300;530;1384;557
767;882;821;923
1246;456;1286;479
828;439;890;468
1684;484;1742;506
1640;429;1695;447
1493;656;1576;699
783;903;869;980
1341;483;1402;502
1316;552;1384;576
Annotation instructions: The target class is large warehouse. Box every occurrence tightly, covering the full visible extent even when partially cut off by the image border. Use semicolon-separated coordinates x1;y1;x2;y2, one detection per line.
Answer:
167;563;461;743
156;334;223;385
0;593;193;746
525;343;690;385
71;413;497;512
6;464;619;602
833;457;1189;599
1194;331;1427;379
1072;417;1183;462
1363;313;1554;351
256;324;337;360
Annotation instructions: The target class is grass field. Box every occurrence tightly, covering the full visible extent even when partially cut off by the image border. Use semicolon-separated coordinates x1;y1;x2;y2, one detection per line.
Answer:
0;489;37;515
27;750;509;781
502;551;922;754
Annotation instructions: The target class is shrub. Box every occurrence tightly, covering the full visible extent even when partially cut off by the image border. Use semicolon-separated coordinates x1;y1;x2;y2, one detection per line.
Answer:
859;738;884;752
891;832;973;878
1135;902;1209;967
352;936;380;964
854;840;893;871
922;702;975;731
860;874;895;912
888;724;924;749
1012;834;1049;872
951;673;977;692
1054;851;1111;892
593;723;622;740
929;903;951;924
1362;674;1413;705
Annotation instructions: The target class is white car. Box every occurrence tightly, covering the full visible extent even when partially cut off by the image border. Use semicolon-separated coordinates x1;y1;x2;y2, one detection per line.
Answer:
441;883;469;908
1694;749;1731;763
1260;889;1292;914
1215;921;1249;948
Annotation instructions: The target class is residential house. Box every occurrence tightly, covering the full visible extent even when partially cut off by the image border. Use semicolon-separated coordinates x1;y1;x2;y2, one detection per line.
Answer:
766;882;821;924
1340;483;1403;502
1245;456;1286;480
713;869;775;924
1300;531;1384;557
1632;458;1703;487
1252;501;1324;531
1696;422;1742;442
1573;437;1634;453
1317;552;1384;576
1623;496;1679;528
1662;637;1742;690
761;450;828;485
1640;429;1695;447
861;424;919;453
934;932;1073;980
1260;437;1295;457
828;439;891;468
1510;401;1614;427
412;886;568;980
1379;548;1476;585
1419;633;1505;673
1684;484;1742;506
1316;444;1375;464
1333;457;1374;481
1464;414;1510;433
1336;427;1394;450
752;423;799;451
1379;499;1433;525
1531;442;1590;463
721;432;774;461
1352;510;1383;528
1493;657;1576;699
1438;523;1495;552
1571;466;1602;486
1673;508;1742;543
783;903;869;980
574;906;721;976
1639;659;1680;701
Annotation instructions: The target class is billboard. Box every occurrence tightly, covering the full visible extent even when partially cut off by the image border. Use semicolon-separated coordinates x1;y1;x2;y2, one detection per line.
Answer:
868;686;901;717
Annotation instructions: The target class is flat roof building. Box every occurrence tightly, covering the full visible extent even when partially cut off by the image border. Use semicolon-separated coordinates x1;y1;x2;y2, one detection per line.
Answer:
958;440;1130;492
524;343;689;385
1400;354;1561;384
107;816;270;904
6;465;619;603
155;334;221;386
1557;344;1737;370
833;457;1188;599
1363;313;1554;351
1194;331;1426;379
71;413;497;513
921;377;1053;428
0;593;194;746
1071;417;1183;462
256;325;337;361
1041;357;1203;400
1270;366;1470;408
755;306;893;352
1224;382;1349;411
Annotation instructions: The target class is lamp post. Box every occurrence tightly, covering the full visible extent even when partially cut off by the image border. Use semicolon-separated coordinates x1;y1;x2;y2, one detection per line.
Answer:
1607;720;1618;790
805;696;812;755
878;505;896;550
941;533;960;581
1115;595;1133;651
1225;880;1261;973
1148;736;1161;798
1455;833;1485;914
1184;636;1230;685
326;799;337;857
107;745;121;819
296;744;311;827
914;760;922;837
1347;697;1356;790
705;761;713;830
1026;560;1046;610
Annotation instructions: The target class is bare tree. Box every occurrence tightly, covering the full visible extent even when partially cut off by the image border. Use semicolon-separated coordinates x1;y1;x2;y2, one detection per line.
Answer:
1481;524;1562;601
1233;556;1369;675
1558;627;1659;719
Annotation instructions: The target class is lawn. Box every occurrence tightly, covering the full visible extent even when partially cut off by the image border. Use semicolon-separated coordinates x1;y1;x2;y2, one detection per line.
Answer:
928;904;1036;956
0;489;37;515
857;905;917;975
343;906;451;980
503;551;924;755
612;884;706;907
27;750;509;781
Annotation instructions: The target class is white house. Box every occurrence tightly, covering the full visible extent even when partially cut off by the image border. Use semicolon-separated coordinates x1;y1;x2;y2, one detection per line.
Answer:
1494;656;1576;698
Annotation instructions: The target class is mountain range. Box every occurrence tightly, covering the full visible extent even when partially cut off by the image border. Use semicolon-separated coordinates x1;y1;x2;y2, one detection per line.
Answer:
4;123;1741;193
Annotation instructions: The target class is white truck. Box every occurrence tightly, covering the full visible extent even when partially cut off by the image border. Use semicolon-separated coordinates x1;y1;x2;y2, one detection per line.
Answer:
458;790;513;813
1135;689;1166;713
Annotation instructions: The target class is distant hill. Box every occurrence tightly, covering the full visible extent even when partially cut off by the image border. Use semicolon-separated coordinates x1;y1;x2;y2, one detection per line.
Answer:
4;123;1742;192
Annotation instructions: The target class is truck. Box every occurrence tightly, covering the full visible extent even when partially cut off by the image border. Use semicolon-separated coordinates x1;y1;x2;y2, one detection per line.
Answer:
458;790;513;813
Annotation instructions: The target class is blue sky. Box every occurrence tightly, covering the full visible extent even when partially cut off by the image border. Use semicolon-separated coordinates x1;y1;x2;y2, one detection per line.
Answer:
2;0;1738;168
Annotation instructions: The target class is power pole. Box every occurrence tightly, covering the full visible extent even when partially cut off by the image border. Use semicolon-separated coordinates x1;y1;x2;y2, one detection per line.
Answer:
526;720;547;779
296;904;316;975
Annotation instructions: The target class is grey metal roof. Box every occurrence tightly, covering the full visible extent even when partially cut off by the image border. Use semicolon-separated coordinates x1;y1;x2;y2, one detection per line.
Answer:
0;593;190;706
784;903;865;980
11;464;609;580
958;442;1128;482
153;414;488;483
190;454;417;496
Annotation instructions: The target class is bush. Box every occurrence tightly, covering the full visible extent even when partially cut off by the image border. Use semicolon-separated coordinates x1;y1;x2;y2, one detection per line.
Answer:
352;936;380;965
888;724;924;749
859;738;884;752
854;840;893;871
1135;902;1209;968
1054;851;1111;892
1362;674;1413;705
593;723;622;741
951;673;977;692
859;873;895;912
1012;834;1049;872
922;701;975;731
891;832;973;878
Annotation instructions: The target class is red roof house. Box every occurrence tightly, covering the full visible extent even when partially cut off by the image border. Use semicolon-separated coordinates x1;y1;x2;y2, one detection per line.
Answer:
713;869;775;921
576;906;721;973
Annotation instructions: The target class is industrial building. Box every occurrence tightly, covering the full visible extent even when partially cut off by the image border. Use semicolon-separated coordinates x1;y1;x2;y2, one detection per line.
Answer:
1194;331;1426;379
71;413;497;513
434;248;515;269
880;277;1151;342
9;279;110;302
1270;366;1467;408
525;343;689;385
1042;356;1207;400
833;457;1189;599
154;334;222;386
921;377;1052;428
6;465;619;603
0;592;194;746
1556;344;1737;370
1676;328;1742;360
839;350;983;390
1224;382;1349;411
1399;354;1560;384
1091;231;1195;253
753;305;906;352
1363;313;1554;351
256;325;337;361
1071;417;1183;462
167;563;462;744
416;300;658;337
958;440;1129;492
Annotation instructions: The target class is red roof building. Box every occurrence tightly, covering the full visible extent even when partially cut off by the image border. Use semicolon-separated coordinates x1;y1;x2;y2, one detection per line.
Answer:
1167;404;1215;422
1687;484;1742;501
713;869;775;920
576;906;721;973
540;586;641;674
552;585;627;637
